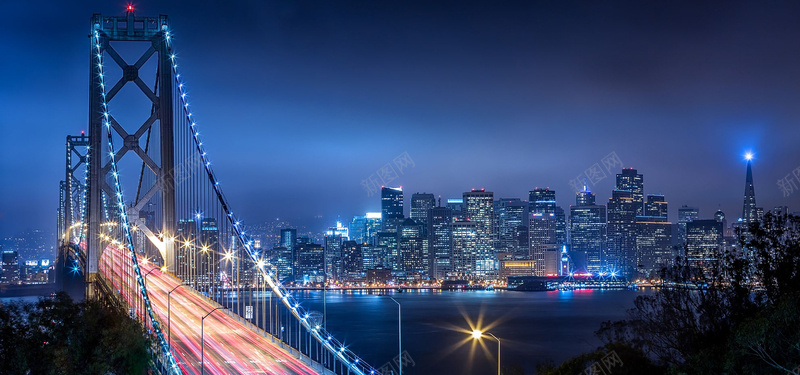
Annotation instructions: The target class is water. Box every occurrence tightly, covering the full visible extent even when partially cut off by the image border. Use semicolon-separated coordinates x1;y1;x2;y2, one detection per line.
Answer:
289;289;645;375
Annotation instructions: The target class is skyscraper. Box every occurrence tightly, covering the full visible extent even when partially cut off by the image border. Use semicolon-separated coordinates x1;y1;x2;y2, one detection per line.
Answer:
324;231;343;280
399;218;428;275
496;198;528;256
529;188;567;247
635;196;671;277
198;218;219;288
364;212;382;244
576;189;596;206
1;251;20;284
463;189;496;279
529;212;557;276
446;198;465;221
341;240;363;276
570;188;607;273
451;221;478;278
644;195;668;219
616;168;644;215
278;228;297;279
742;155;758;226
428;206;453;279
348;216;367;244
295;243;325;283
607;189;637;275
686;219;723;275
677;205;700;245
376;232;400;270
634;219;672;277
176;218;197;283
381;187;404;233
410;193;436;225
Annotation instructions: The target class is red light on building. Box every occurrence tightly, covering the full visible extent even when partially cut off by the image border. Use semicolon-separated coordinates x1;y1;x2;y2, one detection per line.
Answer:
127;5;134;11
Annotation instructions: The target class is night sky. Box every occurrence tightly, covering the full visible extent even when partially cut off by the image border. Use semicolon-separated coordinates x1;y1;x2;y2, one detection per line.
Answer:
3;1;800;237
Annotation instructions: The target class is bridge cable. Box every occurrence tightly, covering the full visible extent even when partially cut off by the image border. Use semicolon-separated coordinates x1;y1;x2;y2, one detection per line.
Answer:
93;27;182;375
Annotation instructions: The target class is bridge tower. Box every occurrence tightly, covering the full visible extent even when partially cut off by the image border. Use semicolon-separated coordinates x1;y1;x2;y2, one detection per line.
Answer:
87;8;176;296
59;133;89;246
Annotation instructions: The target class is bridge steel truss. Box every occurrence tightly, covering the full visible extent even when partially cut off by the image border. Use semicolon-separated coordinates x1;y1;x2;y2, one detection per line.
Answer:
59;134;89;247
83;9;381;375
89;10;180;373
87;11;176;292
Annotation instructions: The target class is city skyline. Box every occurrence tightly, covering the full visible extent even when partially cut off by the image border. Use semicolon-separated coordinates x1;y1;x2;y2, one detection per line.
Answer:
3;1;800;237
3;4;799;374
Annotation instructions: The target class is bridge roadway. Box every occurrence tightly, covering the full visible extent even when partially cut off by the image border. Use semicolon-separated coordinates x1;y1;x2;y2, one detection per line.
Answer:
103;246;321;375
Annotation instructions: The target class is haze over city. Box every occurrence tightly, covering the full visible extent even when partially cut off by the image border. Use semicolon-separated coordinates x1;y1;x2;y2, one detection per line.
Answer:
3;2;800;375
3;1;800;237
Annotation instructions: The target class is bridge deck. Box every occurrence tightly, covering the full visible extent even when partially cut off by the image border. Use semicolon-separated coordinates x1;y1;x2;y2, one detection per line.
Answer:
104;245;322;375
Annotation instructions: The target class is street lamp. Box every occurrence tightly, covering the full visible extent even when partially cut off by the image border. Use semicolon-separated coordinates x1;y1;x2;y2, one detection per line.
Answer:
167;284;184;352
143;267;157;287
470;329;500;375
380;295;402;375
201;306;225;375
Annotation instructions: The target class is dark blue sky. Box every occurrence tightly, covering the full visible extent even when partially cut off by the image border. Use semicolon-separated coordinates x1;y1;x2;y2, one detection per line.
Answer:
2;1;800;237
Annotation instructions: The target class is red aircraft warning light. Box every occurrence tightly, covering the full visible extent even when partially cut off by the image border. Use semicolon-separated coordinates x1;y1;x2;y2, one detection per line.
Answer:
127;5;134;12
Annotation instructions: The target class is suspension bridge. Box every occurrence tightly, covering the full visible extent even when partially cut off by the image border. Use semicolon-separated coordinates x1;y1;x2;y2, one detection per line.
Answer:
56;8;381;375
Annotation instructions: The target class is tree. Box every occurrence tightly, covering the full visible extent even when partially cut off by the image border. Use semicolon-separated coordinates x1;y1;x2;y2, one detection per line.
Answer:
554;212;800;374
0;292;151;374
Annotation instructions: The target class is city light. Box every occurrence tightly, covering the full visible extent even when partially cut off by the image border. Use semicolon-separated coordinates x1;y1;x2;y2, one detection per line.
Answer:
744;151;754;161
471;329;482;339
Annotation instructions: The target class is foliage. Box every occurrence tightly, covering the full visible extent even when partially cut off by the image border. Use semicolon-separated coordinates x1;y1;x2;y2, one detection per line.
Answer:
0;292;151;375
536;342;665;375
543;212;800;374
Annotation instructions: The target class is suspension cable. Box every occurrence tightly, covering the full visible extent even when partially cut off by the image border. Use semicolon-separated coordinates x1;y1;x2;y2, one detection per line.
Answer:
93;26;182;375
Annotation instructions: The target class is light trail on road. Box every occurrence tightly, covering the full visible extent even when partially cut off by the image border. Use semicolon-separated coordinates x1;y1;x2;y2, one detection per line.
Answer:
100;245;321;375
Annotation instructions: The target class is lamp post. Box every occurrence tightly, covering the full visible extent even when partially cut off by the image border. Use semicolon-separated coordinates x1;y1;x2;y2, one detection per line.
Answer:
201;307;225;375
167;284;183;352
143;267;157;287
380;295;402;375
139;267;157;323
471;330;500;375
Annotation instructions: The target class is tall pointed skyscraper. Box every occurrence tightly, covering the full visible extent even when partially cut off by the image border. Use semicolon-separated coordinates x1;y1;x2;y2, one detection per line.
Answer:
742;153;758;225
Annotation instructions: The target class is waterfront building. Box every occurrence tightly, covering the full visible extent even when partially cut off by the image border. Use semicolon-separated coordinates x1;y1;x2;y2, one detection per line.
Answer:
399;218;428;276
569;188;607;273
428;206;453;279
463;189;496;279
496;198;528;256
451;221;479;278
1;250;20;284
607;189;637;275
686;219;723;275
529;188;567;247
296;243;325;283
